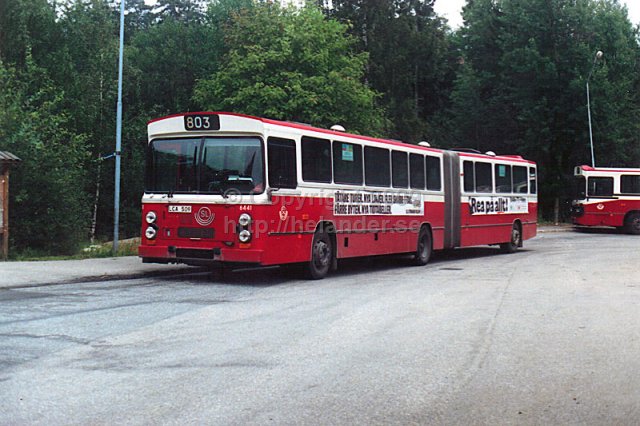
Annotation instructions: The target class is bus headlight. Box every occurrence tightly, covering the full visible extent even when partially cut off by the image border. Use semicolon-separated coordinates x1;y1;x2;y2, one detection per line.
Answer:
145;211;157;224
238;213;252;227
145;226;157;239
238;229;252;243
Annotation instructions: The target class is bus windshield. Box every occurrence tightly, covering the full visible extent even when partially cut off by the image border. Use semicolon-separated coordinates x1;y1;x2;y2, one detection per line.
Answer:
146;137;264;195
573;176;586;200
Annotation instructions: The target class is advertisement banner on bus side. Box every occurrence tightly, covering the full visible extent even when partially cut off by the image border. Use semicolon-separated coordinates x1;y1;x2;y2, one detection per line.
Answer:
468;196;528;215
334;191;423;216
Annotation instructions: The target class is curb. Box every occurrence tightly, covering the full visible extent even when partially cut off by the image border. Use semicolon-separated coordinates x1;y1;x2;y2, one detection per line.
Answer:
3;266;209;290
538;225;573;233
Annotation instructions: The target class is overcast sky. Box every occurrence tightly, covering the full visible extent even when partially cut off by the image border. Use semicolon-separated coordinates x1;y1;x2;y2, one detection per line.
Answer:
434;0;640;29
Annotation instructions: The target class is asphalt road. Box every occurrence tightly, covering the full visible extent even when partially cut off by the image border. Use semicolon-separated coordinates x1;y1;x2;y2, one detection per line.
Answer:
1;230;639;425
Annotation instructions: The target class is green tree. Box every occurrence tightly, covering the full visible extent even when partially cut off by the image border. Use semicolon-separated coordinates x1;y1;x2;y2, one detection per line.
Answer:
447;0;512;149
322;0;451;142
52;0;129;241
0;60;90;254
152;0;208;23
193;4;388;135
0;0;61;69
448;0;640;218
128;15;222;114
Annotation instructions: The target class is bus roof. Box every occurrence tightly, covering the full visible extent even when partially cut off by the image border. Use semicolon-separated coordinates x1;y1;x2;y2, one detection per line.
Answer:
148;112;536;164
577;165;640;173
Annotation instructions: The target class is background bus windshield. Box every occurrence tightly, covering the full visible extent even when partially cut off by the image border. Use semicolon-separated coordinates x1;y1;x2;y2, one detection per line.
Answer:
147;137;264;195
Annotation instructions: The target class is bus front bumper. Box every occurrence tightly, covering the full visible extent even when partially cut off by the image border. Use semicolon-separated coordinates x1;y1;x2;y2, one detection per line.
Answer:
139;244;263;265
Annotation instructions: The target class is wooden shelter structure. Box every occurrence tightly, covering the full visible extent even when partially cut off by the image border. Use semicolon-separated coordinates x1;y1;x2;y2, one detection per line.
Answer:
0;151;21;260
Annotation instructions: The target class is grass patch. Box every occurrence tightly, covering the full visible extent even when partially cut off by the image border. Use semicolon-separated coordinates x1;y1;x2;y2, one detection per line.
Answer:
80;238;140;258
11;238;140;261
538;220;572;226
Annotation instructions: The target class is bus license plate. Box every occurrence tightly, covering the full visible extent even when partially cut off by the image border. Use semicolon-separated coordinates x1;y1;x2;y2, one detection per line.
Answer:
168;205;192;213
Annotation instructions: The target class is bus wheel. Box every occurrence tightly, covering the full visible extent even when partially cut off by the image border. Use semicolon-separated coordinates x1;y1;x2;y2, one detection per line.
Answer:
500;222;522;253
306;230;333;279
625;212;640;235
412;227;432;266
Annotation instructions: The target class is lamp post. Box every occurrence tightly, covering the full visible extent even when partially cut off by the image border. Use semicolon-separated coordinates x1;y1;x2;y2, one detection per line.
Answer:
113;0;124;254
586;50;603;168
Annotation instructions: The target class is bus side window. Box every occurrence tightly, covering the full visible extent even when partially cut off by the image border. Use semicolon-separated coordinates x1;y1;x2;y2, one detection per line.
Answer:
621;175;640;194
475;162;492;193
392;151;408;188
365;147;390;187
463;161;474;193
495;164;512;193
267;137;297;189
333;141;363;185
410;153;425;190
513;166;528;194
587;177;613;197
302;136;331;183
529;168;537;194
426;156;441;191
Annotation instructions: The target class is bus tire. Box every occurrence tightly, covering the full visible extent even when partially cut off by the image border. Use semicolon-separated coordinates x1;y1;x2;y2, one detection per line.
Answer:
500;222;522;253
412;227;432;266
624;212;640;235
306;229;333;279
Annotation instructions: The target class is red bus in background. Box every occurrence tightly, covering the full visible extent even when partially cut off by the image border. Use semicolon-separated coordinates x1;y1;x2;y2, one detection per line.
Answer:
571;165;640;234
138;112;538;278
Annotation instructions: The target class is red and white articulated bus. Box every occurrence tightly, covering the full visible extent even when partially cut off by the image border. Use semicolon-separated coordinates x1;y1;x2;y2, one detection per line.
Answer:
571;165;640;234
138;112;538;278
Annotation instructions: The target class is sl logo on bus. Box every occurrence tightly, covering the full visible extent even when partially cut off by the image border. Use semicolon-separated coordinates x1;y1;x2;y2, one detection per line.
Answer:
195;207;215;226
597;203;605;210
279;206;288;221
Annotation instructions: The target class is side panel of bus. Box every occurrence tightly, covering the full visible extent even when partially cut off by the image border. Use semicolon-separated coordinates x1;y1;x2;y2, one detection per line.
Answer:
576;199;639;228
259;193;428;264
457;155;537;248
266;130;447;263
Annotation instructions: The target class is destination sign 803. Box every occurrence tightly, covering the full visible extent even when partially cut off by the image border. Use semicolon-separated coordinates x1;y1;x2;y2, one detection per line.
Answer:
183;114;220;131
